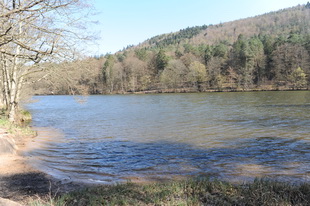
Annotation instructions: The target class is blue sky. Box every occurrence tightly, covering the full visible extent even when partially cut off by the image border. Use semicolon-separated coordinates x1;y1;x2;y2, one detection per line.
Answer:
91;0;307;55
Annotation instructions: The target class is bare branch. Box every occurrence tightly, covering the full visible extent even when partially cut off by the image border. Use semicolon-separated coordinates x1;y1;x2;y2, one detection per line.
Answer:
0;0;96;121
0;26;12;38
0;0;45;18
13;40;51;55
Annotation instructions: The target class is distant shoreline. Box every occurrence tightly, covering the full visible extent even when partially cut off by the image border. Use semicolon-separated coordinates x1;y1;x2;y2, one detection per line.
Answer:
127;87;310;95
33;87;310;96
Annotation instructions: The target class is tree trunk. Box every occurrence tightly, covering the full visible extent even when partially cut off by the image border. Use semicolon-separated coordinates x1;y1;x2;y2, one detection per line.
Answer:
7;19;22;123
7;57;19;122
1;55;9;109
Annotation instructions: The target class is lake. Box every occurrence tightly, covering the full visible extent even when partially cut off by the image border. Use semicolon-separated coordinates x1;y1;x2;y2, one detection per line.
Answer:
25;91;310;184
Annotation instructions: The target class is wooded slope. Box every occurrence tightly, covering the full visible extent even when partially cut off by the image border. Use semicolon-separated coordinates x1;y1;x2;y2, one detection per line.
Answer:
30;4;310;94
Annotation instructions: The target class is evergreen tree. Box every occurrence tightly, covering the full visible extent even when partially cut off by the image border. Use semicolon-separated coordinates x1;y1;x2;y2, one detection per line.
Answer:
260;35;275;80
271;43;310;84
248;36;266;84
155;49;169;73
102;55;115;92
204;45;213;65
213;43;228;58
135;49;148;61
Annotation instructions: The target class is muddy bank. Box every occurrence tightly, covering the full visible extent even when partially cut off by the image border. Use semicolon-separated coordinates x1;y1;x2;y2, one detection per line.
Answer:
0;128;85;205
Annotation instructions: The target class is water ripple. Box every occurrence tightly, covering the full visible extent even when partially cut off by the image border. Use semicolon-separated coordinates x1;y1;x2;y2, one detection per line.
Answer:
26;92;310;183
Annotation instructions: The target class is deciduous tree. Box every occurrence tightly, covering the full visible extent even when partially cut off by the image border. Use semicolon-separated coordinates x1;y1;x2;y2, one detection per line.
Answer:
187;61;207;91
160;59;187;89
271;43;310;84
290;67;307;89
0;0;94;122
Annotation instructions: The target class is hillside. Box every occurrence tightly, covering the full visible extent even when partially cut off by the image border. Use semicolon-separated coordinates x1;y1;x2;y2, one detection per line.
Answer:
29;3;310;95
138;4;310;49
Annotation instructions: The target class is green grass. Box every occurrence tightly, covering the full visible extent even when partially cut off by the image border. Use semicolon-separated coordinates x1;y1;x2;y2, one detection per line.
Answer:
0;109;36;136
20;109;32;122
0;118;35;136
29;178;310;206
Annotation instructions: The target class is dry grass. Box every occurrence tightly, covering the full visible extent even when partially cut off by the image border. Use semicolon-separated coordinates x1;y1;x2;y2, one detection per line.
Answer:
29;178;310;206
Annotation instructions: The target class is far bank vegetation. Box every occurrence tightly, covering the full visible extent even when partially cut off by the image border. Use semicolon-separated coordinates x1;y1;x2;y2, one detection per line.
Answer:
29;4;310;95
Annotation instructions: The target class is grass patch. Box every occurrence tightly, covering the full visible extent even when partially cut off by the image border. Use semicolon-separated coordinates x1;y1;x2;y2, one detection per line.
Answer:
20;109;32;122
0;109;36;136
0;118;36;136
30;178;310;206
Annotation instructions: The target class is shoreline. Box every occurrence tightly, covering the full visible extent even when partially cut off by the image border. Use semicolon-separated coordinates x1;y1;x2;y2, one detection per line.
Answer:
33;87;309;96
0;126;184;204
0;127;84;205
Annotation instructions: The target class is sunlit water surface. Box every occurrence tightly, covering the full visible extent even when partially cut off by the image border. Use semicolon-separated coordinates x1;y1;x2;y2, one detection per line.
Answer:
25;91;310;183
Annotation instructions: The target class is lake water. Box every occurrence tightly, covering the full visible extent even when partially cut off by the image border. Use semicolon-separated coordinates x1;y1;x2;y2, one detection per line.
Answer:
25;91;310;184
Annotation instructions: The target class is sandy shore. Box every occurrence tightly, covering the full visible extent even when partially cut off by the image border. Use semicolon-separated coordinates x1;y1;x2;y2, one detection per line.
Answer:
0;128;83;205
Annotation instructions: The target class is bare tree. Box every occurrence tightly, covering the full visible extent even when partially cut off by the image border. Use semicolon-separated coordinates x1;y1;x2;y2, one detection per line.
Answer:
0;0;94;122
160;59;188;89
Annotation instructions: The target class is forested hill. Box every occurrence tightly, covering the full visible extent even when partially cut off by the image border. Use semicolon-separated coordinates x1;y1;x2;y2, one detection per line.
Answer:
138;4;310;50
30;3;310;95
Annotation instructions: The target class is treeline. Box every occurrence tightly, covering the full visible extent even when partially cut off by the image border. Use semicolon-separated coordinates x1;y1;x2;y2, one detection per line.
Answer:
30;4;310;95
147;25;208;48
100;33;309;93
